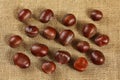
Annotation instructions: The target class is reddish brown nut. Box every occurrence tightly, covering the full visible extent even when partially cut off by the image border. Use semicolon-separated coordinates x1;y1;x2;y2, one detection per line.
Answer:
9;35;22;48
13;52;31;68
94;34;109;47
82;23;97;38
39;9;54;23
18;9;32;22
43;26;57;40
90;50;105;65
42;61;56;74
31;43;49;57
59;30;74;46
76;41;90;53
55;51;71;64
74;57;88;72
90;10;103;21
62;14;76;26
25;26;39;38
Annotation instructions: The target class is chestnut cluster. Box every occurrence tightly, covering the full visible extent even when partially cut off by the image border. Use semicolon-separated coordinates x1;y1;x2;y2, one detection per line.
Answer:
8;8;109;74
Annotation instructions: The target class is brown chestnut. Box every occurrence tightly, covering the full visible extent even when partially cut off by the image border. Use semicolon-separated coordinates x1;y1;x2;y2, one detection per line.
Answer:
13;52;31;68
55;51;71;64
43;26;57;40
90;10;103;21
94;34;109;47
59;30;74;45
82;23;97;38
41;61;56;74
90;50;105;65
74;57;88;72
76;41;90;53
39;9;54;23
62;14;76;26
18;9;32;22
31;43;49;57
9;35;23;48
25;26;39;38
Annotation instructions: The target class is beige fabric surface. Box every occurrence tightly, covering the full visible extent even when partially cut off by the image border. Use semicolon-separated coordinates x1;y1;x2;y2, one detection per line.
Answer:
0;0;120;80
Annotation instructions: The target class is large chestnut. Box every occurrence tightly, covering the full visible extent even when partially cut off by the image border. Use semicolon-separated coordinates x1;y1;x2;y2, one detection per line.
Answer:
31;43;49;57
13;52;31;68
59;30;74;46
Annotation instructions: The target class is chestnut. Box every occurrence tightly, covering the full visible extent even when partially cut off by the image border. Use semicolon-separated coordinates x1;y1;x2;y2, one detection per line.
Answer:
41;61;56;74
31;43;49;57
74;57;88;72
59;30;74;46
18;9;32;22
90;10;103;21
90;50;105;65
55;51;71;64
9;35;22;48
82;23;97;38
13;52;31;68
94;34;109;47
39;9;54;23
76;41;90;53
62;14;76;26
25;26;39;38
43;26;57;40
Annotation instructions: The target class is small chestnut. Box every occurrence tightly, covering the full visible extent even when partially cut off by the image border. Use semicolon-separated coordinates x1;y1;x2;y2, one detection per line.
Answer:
59;30;74;46
39;9;54;23
94;34;109;47
43;26;57;40
74;57;88;72
90;10;103;21
9;35;22;48
82;23;97;38
25;26;39;38
41;61;56;74
55;51;71;64
13;52;31;68
31;43;49;57
18;9;32;22
76;41;90;53
90;50;105;65
62;14;76;26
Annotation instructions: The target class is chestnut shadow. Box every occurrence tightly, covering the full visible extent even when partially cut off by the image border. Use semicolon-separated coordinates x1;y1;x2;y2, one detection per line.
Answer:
6;50;15;65
55;11;68;26
86;8;93;20
32;7;46;21
4;34;14;45
68;55;78;69
76;20;87;36
85;49;93;63
17;24;27;35
71;38;81;50
47;47;60;62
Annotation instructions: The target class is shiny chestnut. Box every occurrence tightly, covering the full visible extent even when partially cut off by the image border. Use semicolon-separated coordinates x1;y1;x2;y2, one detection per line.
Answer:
31;43;49;57
76;41;90;53
94;34;109;47
25;26;39;38
59;30;74;45
9;35;22;48
74;57;88;72
90;50;105;65
90;10;103;21
13;52;30;68
39;9;54;23
43;26;57;40
82;23;97;38
62;14;76;26
42;61;56;74
55;51;71;64
18;9;32;22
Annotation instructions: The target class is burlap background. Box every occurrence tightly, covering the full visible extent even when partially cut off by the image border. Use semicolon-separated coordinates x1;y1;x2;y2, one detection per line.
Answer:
0;0;120;80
